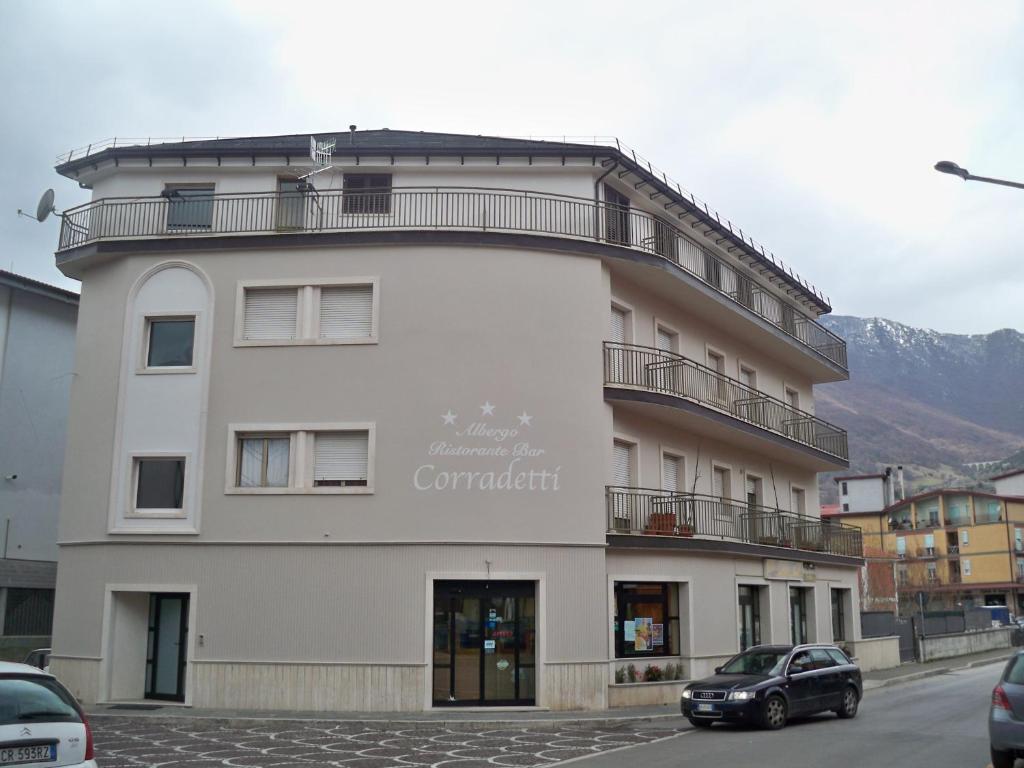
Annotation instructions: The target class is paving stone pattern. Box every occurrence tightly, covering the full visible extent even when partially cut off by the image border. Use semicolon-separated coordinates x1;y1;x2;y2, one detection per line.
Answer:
92;718;684;768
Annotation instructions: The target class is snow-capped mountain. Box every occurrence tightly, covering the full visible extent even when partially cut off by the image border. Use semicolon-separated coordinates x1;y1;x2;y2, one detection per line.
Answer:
815;316;1024;499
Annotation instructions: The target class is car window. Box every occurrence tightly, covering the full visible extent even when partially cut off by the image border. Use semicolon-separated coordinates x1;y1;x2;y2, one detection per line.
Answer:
720;649;790;676
1006;655;1024;684
809;649;837;670
788;651;813;673
826;648;851;666
0;675;82;726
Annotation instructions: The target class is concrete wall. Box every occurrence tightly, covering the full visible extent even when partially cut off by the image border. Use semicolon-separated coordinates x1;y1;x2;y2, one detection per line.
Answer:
919;627;1013;663
845;636;900;672
995;475;1024;497
0;284;78;562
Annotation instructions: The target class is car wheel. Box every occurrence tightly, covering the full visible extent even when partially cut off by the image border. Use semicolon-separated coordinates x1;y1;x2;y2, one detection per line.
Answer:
991;746;1015;768
835;686;859;719
688;717;713;728
761;695;788;730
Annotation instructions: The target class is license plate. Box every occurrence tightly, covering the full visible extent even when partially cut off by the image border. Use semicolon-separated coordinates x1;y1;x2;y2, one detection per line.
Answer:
0;744;57;766
696;703;716;712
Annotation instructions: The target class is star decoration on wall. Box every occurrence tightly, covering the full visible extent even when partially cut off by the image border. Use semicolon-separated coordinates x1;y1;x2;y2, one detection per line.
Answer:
518;411;533;426
480;402;496;416
441;410;457;425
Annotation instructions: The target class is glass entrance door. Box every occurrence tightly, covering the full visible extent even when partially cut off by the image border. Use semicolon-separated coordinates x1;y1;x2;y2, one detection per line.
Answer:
145;593;189;701
433;581;535;706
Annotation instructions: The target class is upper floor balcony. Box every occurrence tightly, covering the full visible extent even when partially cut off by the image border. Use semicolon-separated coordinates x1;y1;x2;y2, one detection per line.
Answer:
606;486;863;560
603;342;848;466
56;186;847;373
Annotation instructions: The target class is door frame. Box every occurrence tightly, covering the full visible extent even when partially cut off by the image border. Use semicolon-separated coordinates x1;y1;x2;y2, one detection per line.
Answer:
99;583;198;706
424;572;545;710
145;592;190;702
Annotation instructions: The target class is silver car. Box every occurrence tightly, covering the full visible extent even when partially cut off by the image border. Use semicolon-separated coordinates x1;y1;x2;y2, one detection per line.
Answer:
989;650;1024;768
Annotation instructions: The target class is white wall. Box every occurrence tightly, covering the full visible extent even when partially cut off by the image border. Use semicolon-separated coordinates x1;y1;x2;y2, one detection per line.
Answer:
995;474;1024;497
840;477;886;513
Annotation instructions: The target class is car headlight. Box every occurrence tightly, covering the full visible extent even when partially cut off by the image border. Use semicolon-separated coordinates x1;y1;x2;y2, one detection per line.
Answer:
728;690;754;701
681;688;692;699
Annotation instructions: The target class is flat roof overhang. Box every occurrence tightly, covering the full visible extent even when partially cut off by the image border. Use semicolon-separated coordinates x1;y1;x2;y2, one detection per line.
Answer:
606;533;863;568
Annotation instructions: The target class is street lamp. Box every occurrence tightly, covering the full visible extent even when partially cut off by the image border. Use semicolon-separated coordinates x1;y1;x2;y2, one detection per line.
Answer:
934;160;1024;190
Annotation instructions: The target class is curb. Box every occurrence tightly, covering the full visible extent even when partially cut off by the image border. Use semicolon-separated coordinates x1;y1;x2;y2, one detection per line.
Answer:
864;654;1009;691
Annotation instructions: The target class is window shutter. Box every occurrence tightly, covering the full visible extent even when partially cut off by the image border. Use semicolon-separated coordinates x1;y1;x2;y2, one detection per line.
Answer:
662;455;679;492
244;288;298;340
963;559;971;576
961;530;969;545
314;432;369;482
612;442;632;487
610;307;627;344
319;285;373;339
896;537;906;554
656;328;674;352
924;533;935;548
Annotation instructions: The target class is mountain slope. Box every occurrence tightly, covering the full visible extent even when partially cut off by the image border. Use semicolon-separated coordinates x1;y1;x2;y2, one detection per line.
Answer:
815;316;1024;500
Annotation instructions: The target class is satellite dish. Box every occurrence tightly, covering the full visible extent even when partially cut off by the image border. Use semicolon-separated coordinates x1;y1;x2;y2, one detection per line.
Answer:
35;189;56;222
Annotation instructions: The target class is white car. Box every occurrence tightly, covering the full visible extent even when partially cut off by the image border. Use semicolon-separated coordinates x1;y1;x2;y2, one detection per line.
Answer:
0;662;96;767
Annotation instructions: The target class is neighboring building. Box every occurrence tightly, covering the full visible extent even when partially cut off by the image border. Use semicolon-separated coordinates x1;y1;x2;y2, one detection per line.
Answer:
993;468;1024;497
48;131;859;711
835;469;897;514
836;487;1024;613
0;270;78;657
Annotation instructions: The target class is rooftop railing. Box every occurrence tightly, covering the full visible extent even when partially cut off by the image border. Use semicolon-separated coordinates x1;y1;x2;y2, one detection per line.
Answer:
603;342;848;462
606;486;863;558
57;186;847;370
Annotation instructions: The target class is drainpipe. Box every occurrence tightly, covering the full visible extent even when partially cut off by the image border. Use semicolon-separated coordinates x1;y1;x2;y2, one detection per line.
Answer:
594;159;619;241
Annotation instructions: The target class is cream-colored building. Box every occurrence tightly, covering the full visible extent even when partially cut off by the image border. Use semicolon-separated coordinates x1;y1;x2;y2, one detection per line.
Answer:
48;131;861;711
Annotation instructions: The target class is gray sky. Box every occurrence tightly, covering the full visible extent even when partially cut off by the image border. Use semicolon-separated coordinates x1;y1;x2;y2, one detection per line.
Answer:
2;0;1021;334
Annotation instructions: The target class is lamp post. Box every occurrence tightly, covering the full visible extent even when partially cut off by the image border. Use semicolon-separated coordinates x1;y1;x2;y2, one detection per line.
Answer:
934;161;1024;191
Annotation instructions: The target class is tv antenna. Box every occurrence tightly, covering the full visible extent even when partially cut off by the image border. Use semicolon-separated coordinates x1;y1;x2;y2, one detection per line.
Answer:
17;188;59;222
292;135;335;185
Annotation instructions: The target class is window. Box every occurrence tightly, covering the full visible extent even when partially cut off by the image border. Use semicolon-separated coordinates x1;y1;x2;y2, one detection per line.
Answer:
614;582;679;658
237;435;290;488
963;559;972;576
707;349;727;402
276;178;306;229
739;364;757;389
243;287;298;340
319;285;373;339
314;431;369;487
603;184;630;245
342;173;392;214
135;457;185;510
655;325;677;353
841;481;848;495
785;387;800;410
713;466;730;500
897;564;909;586
808;648;837;670
961;530;970;546
3;588;54;636
896;536;906;556
612;440;635;487
1016;529;1023;552
703;250;722;288
662;453;682;493
239;280;378;345
610;305;629;344
842;503;849;512
707;349;725;374
831;589;848;642
790;587;809;644
791;487;806;515
738;585;762;651
146;317;195;368
164;185;214;231
926;562;938;583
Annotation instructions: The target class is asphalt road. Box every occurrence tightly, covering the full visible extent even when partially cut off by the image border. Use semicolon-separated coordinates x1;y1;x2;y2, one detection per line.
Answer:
585;663;1004;768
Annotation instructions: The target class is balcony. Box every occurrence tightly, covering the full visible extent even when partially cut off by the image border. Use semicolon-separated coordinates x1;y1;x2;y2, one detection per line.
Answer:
948;545;960;556
57;187;847;371
606;486;863;559
916;547;937;558
603;342;848;463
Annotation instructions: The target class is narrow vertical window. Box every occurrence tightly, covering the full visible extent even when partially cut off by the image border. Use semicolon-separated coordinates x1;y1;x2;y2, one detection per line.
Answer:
146;317;195;368
135;458;185;510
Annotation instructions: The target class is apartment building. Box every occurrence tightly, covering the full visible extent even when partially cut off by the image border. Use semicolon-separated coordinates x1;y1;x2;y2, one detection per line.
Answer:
48;130;860;711
835;484;1024;612
0;271;78;657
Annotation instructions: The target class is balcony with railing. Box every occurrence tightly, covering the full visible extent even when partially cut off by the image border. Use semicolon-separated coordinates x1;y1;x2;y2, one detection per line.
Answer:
606;486;863;559
56;186;847;371
603;342;848;463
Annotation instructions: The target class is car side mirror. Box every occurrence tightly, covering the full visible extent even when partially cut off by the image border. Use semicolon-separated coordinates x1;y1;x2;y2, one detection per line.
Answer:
714;666;723;674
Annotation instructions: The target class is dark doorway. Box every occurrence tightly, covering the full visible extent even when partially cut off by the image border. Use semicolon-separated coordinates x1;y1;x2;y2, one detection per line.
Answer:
432;581;536;706
145;593;189;702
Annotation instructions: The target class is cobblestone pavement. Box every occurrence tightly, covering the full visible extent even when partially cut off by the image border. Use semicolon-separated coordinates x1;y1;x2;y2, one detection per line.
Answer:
92;717;686;768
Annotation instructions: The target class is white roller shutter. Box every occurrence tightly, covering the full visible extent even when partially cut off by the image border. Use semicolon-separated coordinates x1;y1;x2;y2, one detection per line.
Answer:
612;441;633;487
662;455;679;492
314;432;369;484
713;467;728;498
244;288;298;340
320;285;373;339
610;306;627;344
656;328;674;352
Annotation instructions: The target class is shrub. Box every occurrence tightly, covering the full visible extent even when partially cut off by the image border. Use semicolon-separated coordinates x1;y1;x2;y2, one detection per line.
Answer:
643;664;664;682
664;662;678;680
626;663;639;683
614;667;626;684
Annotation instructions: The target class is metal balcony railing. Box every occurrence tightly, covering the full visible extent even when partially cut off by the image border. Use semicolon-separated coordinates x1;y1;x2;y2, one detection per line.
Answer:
57;186;847;370
606;486;863;558
603;342;848;462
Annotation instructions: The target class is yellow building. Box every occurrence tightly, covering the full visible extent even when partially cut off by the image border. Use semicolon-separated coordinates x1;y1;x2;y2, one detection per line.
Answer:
836;488;1024;612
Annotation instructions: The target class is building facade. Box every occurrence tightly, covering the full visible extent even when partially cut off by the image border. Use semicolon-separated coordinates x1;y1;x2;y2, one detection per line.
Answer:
49;131;860;711
0;271;79;658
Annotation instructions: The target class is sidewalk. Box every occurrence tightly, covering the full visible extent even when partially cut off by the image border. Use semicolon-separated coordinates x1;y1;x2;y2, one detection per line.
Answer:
861;646;1013;690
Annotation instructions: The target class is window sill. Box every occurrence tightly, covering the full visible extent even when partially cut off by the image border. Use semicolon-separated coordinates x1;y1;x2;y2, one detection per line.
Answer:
233;337;378;348
224;487;374;495
109;525;199;535
136;366;198;375
124;509;188;519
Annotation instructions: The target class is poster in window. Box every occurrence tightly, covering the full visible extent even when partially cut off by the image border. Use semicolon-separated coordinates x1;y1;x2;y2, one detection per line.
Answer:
634;617;652;651
624;619;636;642
652;623;664;646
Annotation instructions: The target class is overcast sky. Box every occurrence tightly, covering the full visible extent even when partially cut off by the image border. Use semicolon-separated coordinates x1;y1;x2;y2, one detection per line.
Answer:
1;0;1021;334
